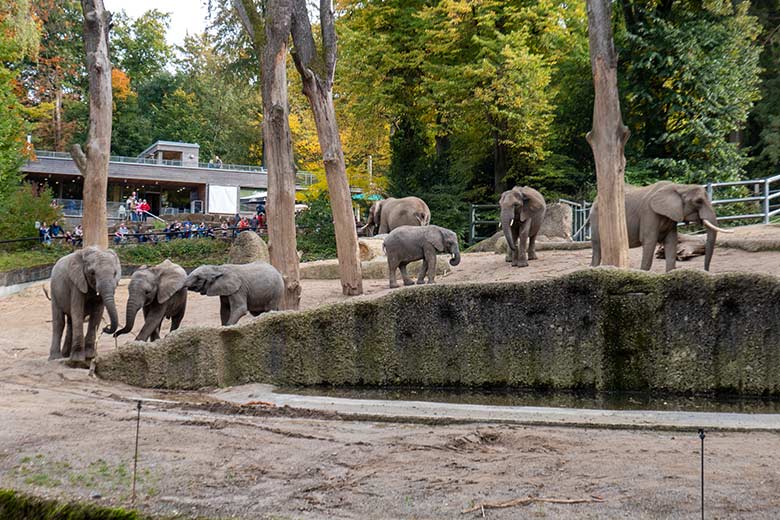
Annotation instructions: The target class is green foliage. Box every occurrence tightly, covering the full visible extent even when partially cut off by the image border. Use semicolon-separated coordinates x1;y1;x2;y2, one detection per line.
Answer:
0;245;72;272
619;1;763;184
111;10;173;86
0;489;147;519
114;239;230;268
0;184;62;251
296;193;338;261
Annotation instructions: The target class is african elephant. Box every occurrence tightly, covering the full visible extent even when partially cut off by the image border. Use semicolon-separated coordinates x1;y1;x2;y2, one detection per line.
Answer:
383;225;460;288
49;247;121;362
590;181;732;272
114;259;187;342
360;197;431;236
500;186;547;267
184;261;284;326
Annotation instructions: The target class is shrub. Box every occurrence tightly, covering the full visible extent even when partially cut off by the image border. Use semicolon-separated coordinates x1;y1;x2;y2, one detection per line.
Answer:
0;183;62;251
114;238;231;268
296;193;338;261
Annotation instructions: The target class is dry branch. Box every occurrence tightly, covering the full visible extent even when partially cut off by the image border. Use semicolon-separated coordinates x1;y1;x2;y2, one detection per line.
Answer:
462;496;605;514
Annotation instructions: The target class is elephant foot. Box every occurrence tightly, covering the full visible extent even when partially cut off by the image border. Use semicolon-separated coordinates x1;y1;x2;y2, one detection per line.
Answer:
512;261;529;268
389;283;399;289
528;253;538;260
63;357;90;370
48;352;63;361
84;345;96;360
70;350;86;363
403;280;415;286
504;255;512;263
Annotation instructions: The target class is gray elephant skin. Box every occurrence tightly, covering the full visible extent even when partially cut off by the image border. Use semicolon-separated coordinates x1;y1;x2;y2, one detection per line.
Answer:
500;186;547;267
360;196;431;236
114;259;187;342
383;225;460;288
49;246;121;362
185;262;284;326
590;181;731;271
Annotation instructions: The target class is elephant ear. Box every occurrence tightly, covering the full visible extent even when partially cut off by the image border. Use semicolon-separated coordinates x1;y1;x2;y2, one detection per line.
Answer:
650;187;685;222
206;271;242;296
428;226;446;251
519;187;543;222
108;249;122;286
68;251;89;294
157;264;186;304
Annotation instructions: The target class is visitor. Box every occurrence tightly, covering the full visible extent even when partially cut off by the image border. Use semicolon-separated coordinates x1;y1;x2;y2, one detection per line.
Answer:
250;215;258;231
134;222;146;243
50;220;63;237
198;221;207;238
39;222;51;245
135;201;144;222
50;199;59;209
215;155;223;168
220;220;228;239
127;192;137;222
118;203;127;220
140;199;150;221
73;225;83;246
237;217;249;233
64;230;74;245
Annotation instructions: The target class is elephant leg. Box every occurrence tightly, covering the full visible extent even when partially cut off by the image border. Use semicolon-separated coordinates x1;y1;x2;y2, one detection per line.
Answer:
513;224;530;268
49;305;65;360
225;294;248;326
84;303;103;360
136;306;166;342
398;263;414;286
663;229;678;272
528;234;538;260
415;260;427;284
62;316;73;358
220;296;231;326
170;306;185;333
640;240;656;271
591;241;601;267
424;247;437;283
150;325;161;342
68;294;86;362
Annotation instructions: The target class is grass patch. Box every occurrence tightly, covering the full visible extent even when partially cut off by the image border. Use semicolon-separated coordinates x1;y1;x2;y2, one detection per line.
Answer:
0;244;74;272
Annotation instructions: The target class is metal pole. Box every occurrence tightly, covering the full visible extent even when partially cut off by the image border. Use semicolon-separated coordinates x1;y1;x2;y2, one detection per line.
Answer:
699;429;705;520
469;205;475;244
764;179;770;225
132;400;142;503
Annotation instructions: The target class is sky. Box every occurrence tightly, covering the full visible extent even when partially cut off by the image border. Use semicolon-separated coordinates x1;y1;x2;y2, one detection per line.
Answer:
104;0;209;46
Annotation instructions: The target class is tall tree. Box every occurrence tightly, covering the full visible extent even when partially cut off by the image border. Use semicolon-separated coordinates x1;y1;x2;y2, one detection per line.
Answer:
71;0;112;249
290;0;363;296
111;9;173;86
586;0;629;268
233;0;302;309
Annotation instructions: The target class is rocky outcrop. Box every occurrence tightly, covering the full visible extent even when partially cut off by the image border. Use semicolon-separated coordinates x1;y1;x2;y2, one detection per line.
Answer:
228;231;269;264
96;269;780;396
538;202;573;242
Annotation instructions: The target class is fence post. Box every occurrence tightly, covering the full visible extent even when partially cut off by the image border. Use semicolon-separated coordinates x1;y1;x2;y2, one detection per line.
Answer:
706;182;713;202
469;205;475;244
764;179;770;225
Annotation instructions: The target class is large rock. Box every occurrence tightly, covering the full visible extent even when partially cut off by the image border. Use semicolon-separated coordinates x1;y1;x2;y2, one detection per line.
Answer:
495;236;591;256
228;231;270;264
358;238;386;261
97;269;780;395
539;202;572;242
300;256;451;280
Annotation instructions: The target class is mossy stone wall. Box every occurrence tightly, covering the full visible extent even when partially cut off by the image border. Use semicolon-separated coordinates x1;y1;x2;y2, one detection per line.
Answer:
96;270;780;395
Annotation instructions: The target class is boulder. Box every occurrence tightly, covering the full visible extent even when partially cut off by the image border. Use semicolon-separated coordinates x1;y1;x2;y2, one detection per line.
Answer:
495;236;591;256
300;255;452;280
228;231;270;264
358;238;386;261
538;202;572;242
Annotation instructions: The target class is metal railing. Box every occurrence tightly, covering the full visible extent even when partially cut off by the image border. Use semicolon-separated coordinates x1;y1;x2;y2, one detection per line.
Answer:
468;204;501;244
559;199;592;241
32;150;316;186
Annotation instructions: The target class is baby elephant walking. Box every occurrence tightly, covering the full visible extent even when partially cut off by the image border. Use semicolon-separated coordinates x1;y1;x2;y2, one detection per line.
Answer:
383;225;460;288
185;262;283;326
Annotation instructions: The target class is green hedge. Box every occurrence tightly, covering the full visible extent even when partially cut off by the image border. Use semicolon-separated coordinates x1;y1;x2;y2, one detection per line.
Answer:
0;489;148;520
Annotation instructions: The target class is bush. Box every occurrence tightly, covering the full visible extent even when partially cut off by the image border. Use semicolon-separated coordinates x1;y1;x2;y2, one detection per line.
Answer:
114;238;231;268
0;183;62;251
296;193;338;261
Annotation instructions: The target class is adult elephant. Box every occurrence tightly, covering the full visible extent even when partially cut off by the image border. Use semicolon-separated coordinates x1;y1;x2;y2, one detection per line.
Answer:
590;181;732;272
383;225;460;288
500;186;547;267
49;247;121;362
114;259;187;342
360;197;431;236
184;262;284;326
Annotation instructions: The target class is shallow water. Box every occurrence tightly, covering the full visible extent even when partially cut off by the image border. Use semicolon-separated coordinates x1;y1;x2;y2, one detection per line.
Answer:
275;386;780;414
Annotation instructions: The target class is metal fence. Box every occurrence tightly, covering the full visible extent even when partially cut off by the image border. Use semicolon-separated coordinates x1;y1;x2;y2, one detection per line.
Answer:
467;174;780;245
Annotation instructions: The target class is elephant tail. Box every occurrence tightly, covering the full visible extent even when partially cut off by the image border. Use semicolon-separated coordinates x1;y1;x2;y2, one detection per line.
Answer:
415;212;429;226
42;286;51;301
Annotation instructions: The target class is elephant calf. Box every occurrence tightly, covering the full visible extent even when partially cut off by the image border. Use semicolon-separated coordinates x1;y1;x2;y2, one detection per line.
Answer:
114;259;187;342
185;262;284;326
383;225;460;288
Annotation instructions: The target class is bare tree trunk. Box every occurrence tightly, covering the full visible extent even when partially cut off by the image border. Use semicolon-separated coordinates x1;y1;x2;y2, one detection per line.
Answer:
291;0;362;296
585;0;630;268
54;87;62;152
71;0;112;250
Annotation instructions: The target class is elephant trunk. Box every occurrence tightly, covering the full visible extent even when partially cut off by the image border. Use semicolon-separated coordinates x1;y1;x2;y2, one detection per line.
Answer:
501;207;516;251
449;244;461;266
98;281;119;334
700;206;718;271
115;292;141;337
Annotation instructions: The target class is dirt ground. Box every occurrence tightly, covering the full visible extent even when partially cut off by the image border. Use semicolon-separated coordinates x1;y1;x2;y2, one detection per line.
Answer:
2;230;780;519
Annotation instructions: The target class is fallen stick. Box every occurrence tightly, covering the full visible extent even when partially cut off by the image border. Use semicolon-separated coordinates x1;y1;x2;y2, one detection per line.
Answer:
462;496;605;514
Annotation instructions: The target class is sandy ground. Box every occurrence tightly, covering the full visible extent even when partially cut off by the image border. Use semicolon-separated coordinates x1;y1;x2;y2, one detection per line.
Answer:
2;232;780;518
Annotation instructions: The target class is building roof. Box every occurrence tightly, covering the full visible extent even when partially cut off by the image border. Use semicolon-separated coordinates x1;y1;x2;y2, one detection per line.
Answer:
138;140;200;157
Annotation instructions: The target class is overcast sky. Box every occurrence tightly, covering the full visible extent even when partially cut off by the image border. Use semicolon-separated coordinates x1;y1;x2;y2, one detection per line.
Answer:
104;0;209;46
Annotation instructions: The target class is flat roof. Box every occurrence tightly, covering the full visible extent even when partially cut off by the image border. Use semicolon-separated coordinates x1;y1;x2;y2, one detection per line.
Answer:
138;140;200;157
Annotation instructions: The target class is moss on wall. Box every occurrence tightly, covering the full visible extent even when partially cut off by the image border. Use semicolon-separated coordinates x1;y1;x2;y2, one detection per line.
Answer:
96;269;780;396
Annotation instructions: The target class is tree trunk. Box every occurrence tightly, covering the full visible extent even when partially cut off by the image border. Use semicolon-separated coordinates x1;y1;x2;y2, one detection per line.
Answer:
54;87;63;152
71;0;112;250
291;0;363;296
261;0;301;309
585;0;630;268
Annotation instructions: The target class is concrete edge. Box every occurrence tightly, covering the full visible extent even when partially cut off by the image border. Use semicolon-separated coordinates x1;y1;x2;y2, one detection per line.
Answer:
213;384;780;433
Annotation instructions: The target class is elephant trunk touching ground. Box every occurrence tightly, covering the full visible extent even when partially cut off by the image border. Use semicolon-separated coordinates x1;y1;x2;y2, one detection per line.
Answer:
449;243;461;266
698;205;731;272
501;206;516;251
98;279;119;334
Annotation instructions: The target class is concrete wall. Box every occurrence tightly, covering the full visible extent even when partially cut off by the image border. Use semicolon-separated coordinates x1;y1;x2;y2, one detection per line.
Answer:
96;269;780;396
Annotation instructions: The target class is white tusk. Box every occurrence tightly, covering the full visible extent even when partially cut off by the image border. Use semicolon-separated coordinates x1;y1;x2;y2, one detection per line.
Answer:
702;220;734;234
510;219;514;227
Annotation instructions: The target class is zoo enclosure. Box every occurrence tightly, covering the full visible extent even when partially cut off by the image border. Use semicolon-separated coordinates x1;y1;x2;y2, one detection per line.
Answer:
468;174;780;244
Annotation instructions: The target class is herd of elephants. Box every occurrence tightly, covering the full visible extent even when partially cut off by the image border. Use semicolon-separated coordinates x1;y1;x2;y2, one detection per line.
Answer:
47;180;731;364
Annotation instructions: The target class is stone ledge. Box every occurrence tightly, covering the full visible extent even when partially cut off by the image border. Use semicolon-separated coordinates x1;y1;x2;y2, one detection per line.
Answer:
96;269;780;396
